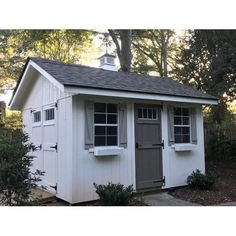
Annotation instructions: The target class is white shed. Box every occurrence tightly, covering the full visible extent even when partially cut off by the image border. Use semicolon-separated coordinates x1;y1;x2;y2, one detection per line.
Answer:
9;55;218;204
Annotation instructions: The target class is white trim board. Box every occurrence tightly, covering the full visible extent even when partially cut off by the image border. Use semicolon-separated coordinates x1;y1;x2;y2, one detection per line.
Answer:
65;86;218;105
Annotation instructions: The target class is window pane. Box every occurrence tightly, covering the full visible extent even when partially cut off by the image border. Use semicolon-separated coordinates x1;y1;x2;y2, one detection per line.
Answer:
107;104;117;113
138;109;143;119
175;135;182;143
95;126;105;135
183;135;190;143
107;126;117;135
95;103;106;113
45;108;54;121
34;111;41;122
107;136;117;146
183;117;189;125
174;108;181;116
174;127;182;135
182;108;189;116
94;114;106;124
174;116;181;125
107;114;117;124
107;57;114;64
182;127;190;134
95;136;106;146
153;109;157;119
148;109;152;119
143;109;147;118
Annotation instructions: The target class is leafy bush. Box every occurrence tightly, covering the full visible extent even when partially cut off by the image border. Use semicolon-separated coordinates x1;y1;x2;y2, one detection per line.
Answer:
93;182;134;206
187;169;217;190
205;122;236;161
0;128;43;205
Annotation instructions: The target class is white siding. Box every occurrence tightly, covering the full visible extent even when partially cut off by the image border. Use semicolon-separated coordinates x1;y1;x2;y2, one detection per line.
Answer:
162;103;205;188
22;72;67;110
21;71;73;201
71;96;135;203
71;96;205;203
57;97;73;202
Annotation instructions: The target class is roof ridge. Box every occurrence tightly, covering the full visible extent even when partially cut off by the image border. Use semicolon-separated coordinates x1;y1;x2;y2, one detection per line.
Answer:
29;57;167;80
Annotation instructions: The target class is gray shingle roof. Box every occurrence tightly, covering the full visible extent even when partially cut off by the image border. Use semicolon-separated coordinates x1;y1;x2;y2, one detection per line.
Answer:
30;57;218;101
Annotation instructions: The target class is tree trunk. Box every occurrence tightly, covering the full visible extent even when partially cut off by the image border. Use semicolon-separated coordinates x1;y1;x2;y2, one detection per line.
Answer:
108;30;132;72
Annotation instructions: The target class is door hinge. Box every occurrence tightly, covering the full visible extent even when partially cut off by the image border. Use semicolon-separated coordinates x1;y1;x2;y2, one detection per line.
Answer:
162;140;164;149
151;140;164;149
34;144;42;151
153;176;165;186
50;143;58;152
50;183;57;192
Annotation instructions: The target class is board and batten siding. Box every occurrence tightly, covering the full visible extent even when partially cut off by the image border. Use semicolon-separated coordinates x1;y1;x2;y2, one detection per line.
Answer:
22;72;67;110
21;70;74;202
71;97;205;203
57;96;74;202
161;103;205;189
71;95;135;203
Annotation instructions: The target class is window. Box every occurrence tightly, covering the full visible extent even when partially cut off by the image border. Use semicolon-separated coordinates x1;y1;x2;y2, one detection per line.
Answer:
94;103;118;146
138;107;158;120
106;57;114;64
174;107;191;143
33;111;41;123
45;108;55;121
100;58;105;66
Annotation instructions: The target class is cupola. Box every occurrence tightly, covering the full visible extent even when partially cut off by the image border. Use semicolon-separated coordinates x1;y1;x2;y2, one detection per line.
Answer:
98;53;117;71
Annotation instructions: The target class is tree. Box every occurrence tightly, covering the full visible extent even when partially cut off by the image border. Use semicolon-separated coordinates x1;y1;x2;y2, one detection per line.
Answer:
175;30;236;123
108;30;132;72
4;109;22;130
0;129;43;205
132;30;179;76
0;30;97;94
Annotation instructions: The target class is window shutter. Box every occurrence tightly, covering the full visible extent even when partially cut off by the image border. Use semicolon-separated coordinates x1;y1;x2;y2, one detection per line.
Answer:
190;108;197;144
167;106;175;146
119;103;127;148
85;101;94;149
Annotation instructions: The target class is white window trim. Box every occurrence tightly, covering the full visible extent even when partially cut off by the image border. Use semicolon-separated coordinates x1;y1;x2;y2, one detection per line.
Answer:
43;105;56;126
173;107;192;144
94;103;119;147
32;108;42;127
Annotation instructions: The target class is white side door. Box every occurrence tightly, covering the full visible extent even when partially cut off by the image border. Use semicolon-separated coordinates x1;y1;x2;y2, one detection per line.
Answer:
31;108;43;174
42;104;58;194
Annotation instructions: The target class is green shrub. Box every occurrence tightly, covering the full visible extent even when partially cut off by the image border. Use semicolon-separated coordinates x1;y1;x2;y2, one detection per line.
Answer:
93;182;134;206
205;122;236;161
187;169;217;190
0;128;43;205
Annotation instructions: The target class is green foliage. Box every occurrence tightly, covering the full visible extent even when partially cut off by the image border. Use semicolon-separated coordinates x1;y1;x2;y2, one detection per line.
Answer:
132;30;180;76
187;169;217;190
0;29;97;94
175;30;236;122
0;129;43;205
4;109;22;130
93;182;134;206
205;121;236;161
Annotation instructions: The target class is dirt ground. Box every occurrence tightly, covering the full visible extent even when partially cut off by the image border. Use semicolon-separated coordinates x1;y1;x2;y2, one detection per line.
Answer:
170;160;236;206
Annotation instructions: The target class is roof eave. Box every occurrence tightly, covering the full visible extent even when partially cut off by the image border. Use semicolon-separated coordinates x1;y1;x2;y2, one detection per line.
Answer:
64;85;219;105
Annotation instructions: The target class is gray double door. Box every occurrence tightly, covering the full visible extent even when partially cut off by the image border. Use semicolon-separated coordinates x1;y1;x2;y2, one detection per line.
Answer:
135;104;163;190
